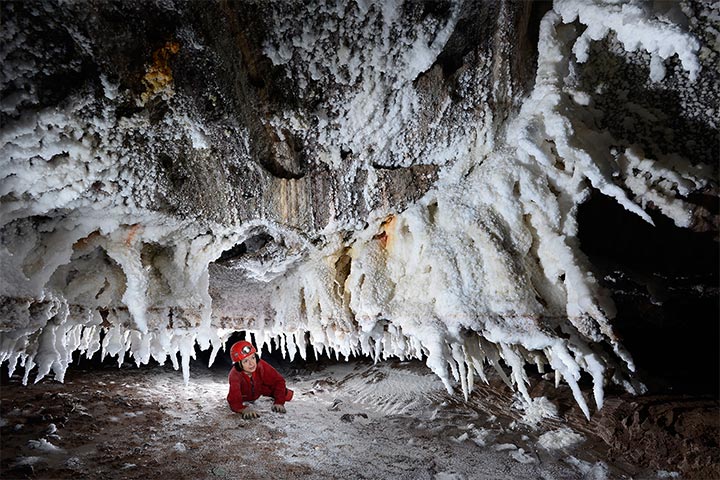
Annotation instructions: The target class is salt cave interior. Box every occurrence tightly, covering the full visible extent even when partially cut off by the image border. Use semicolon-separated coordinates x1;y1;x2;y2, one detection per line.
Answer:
1;0;718;479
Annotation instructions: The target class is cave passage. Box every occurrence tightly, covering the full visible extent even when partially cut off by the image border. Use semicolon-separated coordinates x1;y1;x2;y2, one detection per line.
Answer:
0;339;691;480
578;191;720;396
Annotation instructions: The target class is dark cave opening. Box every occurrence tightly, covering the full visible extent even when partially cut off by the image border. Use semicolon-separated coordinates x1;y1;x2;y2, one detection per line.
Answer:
215;231;275;263
578;191;719;396
216;331;371;377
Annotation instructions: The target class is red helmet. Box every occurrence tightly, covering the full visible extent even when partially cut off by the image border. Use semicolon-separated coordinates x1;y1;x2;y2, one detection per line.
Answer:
230;340;257;363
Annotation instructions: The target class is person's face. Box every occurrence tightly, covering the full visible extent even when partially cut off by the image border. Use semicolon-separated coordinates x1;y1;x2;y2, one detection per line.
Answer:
241;355;257;373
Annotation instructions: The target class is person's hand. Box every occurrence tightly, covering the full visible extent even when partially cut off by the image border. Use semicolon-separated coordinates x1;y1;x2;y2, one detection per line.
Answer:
241;409;259;419
271;404;286;414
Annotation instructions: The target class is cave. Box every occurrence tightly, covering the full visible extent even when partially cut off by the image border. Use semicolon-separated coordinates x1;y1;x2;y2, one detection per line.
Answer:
1;0;718;479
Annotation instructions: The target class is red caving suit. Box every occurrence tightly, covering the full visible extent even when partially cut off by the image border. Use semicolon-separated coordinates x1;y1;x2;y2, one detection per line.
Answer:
227;359;293;412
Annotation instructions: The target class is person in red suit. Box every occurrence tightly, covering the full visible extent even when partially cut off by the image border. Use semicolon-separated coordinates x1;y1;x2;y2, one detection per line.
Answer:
226;340;294;419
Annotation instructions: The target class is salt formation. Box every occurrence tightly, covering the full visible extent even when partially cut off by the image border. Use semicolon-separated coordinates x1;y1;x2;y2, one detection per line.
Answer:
1;0;716;418
538;427;585;450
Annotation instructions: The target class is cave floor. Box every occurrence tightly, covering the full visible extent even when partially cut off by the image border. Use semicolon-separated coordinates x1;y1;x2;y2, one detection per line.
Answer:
1;357;717;480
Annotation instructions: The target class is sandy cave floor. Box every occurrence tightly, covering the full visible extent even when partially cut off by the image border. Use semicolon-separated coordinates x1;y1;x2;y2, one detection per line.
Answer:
1;356;718;480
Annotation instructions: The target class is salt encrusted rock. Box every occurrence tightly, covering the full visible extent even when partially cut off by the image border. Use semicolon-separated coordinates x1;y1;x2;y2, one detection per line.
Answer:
0;0;717;416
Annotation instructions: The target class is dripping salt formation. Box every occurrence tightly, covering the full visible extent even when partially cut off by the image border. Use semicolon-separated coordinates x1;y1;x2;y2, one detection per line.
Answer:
0;0;717;420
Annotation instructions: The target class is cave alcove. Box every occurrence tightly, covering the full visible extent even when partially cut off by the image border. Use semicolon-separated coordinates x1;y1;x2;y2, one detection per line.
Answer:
578;190;719;396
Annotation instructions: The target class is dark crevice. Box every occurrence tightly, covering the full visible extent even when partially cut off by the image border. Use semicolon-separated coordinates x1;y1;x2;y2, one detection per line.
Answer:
430;2;495;79
334;250;352;296
419;0;453;20
526;1;553;56
259;130;306;180
242;232;274;253
216;232;274;263
371;163;403;171
578;191;719;395
158;152;189;189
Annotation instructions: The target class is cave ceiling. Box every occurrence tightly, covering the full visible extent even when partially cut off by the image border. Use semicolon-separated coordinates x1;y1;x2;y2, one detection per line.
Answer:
1;0;718;417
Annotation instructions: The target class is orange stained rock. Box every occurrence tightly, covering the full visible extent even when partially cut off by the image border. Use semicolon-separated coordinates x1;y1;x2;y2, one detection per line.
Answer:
72;230;101;251
141;41;181;104
124;224;142;246
374;215;397;250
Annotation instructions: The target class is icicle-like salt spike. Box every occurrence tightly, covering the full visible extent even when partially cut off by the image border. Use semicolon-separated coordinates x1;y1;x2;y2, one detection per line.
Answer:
424;339;454;394
280;333;287;359
169;344;180;370
6;352;20;379
58;323;84;381
583;352;605;410
612;342;636;373
127;331;140;366
178;335;194;385
482;339;512;388
464;347;475;395
0;338;14;367
135;331;153;367
566;373;590;420
373;336;382;362
194;325;213;353
101;326;115;361
207;340;220;367
358;334;370;358
117;342;127;368
500;344;532;404
181;350;190;385
296;331;307;361
533;352;546;374
255;329;272;351
377;332;386;360
451;343;470;400
33;325;58;383
286;333;296;361
563;334;608;411
465;338;488;384
548;344;591;419
151;329;171;365
80;324;101;360
22;357;35;386
66;324;82;357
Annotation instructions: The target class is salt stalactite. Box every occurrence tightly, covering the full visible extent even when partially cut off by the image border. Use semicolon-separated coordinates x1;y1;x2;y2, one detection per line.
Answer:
0;82;232;382
554;0;700;82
